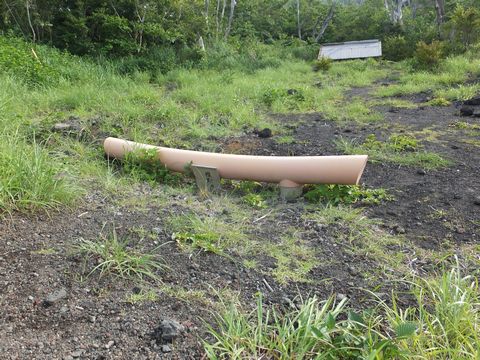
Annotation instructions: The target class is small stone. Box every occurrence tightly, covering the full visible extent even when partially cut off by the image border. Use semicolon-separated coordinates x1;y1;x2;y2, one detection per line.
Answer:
393;225;406;234
456;227;466;234
336;293;347;301
42;288;67;308
417;169;426;175
152;227;161;235
256;128;272;138
474;197;480;206
451;144;459;150
161;345;172;353
60;306;68;314
53;123;73;131
105;340;115;349
71;349;84;358
132;286;142;295
347;266;358;276
155;319;185;342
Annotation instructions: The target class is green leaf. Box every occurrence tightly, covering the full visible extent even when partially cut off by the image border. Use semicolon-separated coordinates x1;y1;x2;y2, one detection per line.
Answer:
325;312;336;330
311;326;324;339
348;311;365;325
395;322;417;338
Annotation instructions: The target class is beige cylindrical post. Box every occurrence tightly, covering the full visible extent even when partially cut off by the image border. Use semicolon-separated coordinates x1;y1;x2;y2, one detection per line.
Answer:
103;137;368;187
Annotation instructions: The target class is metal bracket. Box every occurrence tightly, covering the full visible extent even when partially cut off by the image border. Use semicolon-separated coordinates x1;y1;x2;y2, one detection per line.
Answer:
191;165;221;195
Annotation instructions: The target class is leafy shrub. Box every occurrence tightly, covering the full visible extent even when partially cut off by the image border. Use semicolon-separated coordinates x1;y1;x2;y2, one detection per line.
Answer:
446;6;480;52
312;57;332;72
415;41;443;69
0;36;60;86
383;35;413;61
122;148;180;184
304;184;392;205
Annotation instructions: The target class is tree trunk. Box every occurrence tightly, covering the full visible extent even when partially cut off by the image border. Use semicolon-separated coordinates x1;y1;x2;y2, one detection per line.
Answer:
25;0;36;43
224;0;236;39
315;3;335;43
215;0;221;35
204;0;210;32
296;0;301;40
392;0;404;26
434;0;445;26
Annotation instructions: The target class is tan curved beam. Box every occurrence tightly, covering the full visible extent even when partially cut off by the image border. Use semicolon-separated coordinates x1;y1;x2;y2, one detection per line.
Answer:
104;137;368;187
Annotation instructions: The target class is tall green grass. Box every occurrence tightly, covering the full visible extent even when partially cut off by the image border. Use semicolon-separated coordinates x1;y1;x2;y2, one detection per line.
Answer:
375;54;480;99
205;265;480;359
0;132;79;212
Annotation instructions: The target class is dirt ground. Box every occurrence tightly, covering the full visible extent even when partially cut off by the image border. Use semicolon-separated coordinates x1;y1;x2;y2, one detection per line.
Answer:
1;84;479;359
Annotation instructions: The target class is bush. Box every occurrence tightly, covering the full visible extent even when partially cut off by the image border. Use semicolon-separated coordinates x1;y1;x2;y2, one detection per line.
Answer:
383;35;413;61
115;45;203;76
199;40;282;73
415;41;443;69
312;57;332;72
0;36;60;86
446;6;480;53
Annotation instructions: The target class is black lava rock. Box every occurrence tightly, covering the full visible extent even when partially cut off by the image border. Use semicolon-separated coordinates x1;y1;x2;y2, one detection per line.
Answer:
256;128;272;138
460;106;474;117
152;319;185;343
464;95;480;106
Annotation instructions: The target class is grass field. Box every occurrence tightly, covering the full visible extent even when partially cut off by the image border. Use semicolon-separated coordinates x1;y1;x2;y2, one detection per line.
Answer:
1;36;480;359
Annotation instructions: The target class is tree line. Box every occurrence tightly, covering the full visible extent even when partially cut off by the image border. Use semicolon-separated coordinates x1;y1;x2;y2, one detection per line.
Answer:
1;0;479;58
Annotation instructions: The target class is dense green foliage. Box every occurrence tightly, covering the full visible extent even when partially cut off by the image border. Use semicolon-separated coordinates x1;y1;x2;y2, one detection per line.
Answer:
1;0;479;66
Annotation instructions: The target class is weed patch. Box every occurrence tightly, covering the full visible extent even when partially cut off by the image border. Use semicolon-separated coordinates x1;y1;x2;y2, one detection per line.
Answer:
336;134;450;169
122;148;181;185
263;232;317;284
76;227;166;281
304;184;392;205
169;214;246;255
